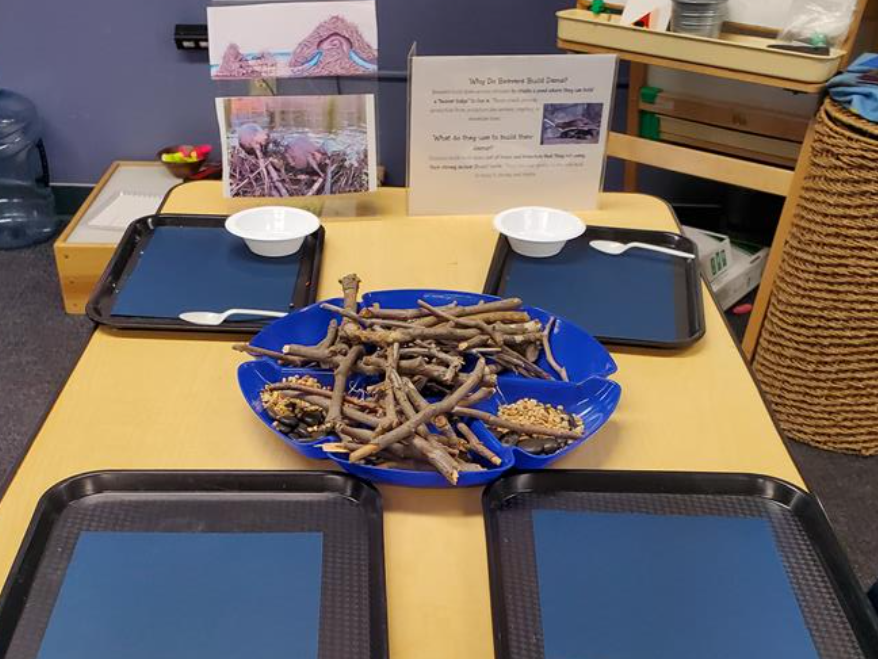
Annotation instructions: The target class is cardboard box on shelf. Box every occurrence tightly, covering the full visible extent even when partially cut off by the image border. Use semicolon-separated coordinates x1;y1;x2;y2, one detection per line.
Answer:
682;225;731;283
712;241;770;310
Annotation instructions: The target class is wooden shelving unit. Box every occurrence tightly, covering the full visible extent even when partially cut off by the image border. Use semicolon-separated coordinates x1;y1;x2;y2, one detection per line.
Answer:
558;0;872;359
557;9;847;91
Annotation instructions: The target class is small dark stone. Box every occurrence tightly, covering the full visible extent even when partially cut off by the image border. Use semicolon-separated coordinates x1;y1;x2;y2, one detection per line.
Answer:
518;436;546;454
301;411;323;427
501;432;521;446
278;415;300;428
541;438;560;454
292;426;312;439
272;421;292;434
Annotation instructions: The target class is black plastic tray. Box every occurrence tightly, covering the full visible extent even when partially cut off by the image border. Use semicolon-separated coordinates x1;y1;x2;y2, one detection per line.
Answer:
484;226;705;348
0;471;387;659
483;470;878;659
86;214;324;332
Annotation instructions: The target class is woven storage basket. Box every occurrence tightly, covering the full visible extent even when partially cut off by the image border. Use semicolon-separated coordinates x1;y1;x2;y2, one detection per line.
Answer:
754;100;878;454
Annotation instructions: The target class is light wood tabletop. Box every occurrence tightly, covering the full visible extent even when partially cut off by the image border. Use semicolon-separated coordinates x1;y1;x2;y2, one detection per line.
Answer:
0;184;801;659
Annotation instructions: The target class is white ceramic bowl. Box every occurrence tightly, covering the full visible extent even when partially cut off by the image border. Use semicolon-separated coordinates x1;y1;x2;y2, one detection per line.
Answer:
225;206;321;258
493;206;585;258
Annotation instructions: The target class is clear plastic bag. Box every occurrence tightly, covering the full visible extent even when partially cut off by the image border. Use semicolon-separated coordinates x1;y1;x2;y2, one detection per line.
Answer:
778;0;857;47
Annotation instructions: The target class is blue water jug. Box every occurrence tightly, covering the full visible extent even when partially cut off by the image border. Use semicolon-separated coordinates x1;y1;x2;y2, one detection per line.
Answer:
0;89;58;249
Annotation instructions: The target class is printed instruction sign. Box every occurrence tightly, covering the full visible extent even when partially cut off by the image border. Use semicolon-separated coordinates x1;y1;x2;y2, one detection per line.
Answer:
407;54;617;215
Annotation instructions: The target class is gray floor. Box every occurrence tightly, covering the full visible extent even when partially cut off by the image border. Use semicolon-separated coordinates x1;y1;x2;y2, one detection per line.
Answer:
0;242;92;489
0;241;876;594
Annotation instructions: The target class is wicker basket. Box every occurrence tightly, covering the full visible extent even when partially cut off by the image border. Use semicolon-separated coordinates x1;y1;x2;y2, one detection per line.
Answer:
754;100;878;455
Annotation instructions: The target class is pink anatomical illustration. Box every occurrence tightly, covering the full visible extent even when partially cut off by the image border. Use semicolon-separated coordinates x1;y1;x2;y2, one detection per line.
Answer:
209;2;378;80
289;16;378;77
215;44;279;79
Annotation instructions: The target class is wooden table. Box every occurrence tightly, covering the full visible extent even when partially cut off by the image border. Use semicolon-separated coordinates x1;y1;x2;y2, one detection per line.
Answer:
0;184;801;659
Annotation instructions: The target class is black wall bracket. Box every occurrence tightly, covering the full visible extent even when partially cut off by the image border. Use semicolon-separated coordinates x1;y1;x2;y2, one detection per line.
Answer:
174;24;208;51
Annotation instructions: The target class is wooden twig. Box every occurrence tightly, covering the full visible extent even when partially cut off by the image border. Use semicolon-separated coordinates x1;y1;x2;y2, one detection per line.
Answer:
326;345;364;426
459;387;495;407
376;343;400;435
455;422;502;465
266;379;378;410
350;359;487;462
418;300;505;348
413;298;523;327
501;347;553;379
314;319;339;350
342;324;540;348
464;311;531;324
285;393;381;428
401;377;461;444
387;373;461;484
340;274;361;316
319;303;420;330
233;343;314;365
453;406;582;439
542;317;569;382
411;435;460;485
494;321;543;334
360;302;458;321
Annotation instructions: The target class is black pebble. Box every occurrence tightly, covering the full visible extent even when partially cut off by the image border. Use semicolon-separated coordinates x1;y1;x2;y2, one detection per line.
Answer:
541;438;560;454
501;432;520;446
301;412;323;427
278;415;300;428
273;422;292;434
518;436;546;454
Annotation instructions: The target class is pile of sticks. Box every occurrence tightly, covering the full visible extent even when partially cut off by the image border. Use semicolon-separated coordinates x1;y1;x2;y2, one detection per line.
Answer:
229;144;367;198
234;274;577;484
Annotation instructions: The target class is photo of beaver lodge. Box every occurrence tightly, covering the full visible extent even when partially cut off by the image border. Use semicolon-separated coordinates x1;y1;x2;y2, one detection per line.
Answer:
540;103;604;145
208;0;378;80
217;94;376;198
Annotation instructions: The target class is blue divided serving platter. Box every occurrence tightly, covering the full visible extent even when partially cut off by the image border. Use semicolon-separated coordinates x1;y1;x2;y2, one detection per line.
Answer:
238;289;621;487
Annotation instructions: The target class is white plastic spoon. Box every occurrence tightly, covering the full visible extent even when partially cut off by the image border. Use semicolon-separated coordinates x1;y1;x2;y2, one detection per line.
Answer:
179;308;288;326
589;239;695;260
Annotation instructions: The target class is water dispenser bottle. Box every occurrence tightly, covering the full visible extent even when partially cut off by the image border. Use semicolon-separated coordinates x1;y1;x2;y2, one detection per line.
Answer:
0;89;58;249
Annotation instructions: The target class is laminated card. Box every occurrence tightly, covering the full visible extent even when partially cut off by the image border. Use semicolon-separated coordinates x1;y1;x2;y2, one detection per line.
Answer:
407;54;617;215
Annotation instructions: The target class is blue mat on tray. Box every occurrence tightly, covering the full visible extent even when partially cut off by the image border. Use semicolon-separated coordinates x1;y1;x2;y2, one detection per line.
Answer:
532;510;818;659
36;531;323;659
500;238;687;344
111;226;299;319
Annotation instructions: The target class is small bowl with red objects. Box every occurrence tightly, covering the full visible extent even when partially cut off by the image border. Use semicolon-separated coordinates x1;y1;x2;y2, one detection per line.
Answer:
157;144;212;179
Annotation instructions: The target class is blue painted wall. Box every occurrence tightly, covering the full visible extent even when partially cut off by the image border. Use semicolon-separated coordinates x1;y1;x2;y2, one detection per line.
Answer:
0;0;632;187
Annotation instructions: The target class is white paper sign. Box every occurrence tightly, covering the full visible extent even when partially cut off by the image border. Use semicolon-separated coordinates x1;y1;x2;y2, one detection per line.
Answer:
407;54;617;215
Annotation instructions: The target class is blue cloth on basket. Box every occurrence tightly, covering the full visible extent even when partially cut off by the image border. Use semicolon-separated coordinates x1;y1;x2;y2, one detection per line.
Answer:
827;53;878;122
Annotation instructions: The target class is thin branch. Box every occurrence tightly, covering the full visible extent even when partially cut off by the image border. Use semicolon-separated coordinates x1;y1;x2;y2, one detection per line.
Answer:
542;317;569;381
326;345;364;426
350;359;487;462
456;422;502;465
453;406;582;439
